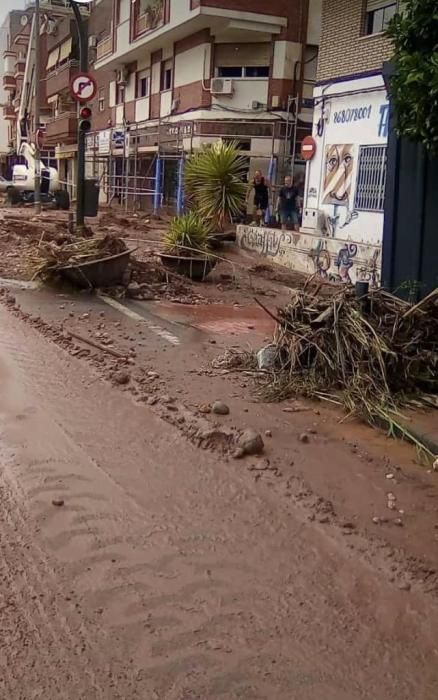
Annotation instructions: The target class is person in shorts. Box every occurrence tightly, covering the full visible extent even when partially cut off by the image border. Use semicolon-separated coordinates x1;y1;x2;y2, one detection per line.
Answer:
277;175;299;231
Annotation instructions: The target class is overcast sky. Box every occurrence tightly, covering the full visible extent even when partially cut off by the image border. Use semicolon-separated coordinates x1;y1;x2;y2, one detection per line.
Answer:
1;0;25;26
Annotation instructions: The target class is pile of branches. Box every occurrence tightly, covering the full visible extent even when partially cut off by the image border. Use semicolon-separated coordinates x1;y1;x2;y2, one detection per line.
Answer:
259;286;438;448
33;235;127;279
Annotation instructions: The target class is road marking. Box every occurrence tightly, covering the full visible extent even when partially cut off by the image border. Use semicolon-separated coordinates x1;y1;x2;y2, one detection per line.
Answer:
98;295;181;346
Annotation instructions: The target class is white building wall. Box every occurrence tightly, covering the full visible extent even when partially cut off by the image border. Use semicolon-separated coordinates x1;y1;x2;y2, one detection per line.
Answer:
174;44;209;87
169;0;192;24
160;90;172;117
135;97;150;122
237;75;389;287
303;74;389;248
212;79;269;111
307;0;322;45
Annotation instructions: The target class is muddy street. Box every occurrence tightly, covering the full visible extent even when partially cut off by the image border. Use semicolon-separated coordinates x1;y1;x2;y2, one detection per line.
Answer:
1;291;438;699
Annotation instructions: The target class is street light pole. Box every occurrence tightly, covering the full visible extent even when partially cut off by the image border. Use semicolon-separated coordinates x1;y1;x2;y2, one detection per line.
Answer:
70;1;89;229
34;0;41;214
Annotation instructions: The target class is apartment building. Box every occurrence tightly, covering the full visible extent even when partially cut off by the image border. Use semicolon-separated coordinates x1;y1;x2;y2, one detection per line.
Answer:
299;0;396;284
82;0;322;207
1;0;90;188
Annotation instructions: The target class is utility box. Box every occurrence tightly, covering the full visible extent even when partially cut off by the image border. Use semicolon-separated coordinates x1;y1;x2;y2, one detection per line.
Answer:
84;178;100;217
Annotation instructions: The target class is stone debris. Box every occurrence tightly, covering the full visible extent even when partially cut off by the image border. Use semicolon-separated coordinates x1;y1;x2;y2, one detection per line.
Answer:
212;401;230;416
236;429;264;457
112;370;130;386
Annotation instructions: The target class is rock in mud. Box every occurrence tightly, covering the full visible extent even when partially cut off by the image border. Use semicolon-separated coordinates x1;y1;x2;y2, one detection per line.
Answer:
113;370;130;385
52;498;65;507
256;345;278;370
212;401;230;416
237;429;264;456
299;433;310;444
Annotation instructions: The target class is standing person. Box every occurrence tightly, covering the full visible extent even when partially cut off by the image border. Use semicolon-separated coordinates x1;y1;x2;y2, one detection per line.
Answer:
277;175;299;231
246;170;270;225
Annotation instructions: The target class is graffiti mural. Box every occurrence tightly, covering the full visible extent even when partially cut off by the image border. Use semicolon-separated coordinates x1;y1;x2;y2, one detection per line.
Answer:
323;144;355;205
239;227;293;259
236;225;381;287
357;249;381;287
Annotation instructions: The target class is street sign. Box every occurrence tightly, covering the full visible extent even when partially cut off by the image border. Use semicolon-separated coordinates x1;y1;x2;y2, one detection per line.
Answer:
301;135;317;161
70;72;97;103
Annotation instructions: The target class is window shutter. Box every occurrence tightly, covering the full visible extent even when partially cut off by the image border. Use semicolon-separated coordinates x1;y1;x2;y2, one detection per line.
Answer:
46;46;60;70
58;38;72;63
366;0;394;10
214;43;271;68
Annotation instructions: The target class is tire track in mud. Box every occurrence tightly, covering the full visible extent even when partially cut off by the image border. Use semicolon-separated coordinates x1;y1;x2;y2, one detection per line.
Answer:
1;304;438;698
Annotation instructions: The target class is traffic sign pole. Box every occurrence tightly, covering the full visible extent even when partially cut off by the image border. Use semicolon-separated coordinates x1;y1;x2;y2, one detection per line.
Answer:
70;0;89;230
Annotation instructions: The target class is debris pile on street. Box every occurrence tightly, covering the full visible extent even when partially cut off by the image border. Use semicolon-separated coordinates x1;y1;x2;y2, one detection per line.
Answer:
33;234;128;279
255;286;438;452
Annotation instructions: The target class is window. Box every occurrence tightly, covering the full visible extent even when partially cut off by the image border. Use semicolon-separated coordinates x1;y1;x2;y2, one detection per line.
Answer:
98;87;105;112
354;145;387;211
365;1;397;35
217;66;243;78
136;70;150;98
116;83;125;105
244;66;269;78
217;66;269;78
160;59;172;91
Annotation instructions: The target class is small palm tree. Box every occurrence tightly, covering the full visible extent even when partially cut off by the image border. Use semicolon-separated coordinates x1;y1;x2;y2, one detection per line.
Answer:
184;141;247;230
162;211;209;256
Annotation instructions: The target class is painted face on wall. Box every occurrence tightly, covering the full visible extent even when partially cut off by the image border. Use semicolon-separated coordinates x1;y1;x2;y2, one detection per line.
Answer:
323;144;354;205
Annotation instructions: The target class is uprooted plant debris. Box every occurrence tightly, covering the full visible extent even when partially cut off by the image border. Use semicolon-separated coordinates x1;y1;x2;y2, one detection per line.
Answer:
236;286;438;455
33;235;128;279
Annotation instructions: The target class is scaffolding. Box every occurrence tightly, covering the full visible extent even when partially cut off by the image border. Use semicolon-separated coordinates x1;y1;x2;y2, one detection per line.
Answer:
82;104;299;215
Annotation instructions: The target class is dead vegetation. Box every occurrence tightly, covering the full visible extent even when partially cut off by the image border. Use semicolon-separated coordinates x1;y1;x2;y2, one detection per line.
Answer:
249;286;438;457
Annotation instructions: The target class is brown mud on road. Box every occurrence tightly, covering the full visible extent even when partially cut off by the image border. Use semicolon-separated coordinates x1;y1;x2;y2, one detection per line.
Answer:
1;286;438;698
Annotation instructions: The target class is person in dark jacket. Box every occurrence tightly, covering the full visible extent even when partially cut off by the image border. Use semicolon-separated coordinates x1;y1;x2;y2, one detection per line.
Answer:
246;170;270;225
277;175;299;231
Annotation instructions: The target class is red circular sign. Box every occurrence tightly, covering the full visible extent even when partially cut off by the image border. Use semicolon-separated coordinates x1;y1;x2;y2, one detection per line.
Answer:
70;72;97;103
301;135;316;161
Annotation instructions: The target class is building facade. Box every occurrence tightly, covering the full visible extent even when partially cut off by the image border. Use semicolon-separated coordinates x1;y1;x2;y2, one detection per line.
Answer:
238;0;395;285
300;0;395;284
2;0;321;209
85;0;322;209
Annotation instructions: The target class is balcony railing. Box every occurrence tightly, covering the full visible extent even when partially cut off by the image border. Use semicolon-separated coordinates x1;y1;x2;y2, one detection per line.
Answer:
3;74;17;90
96;35;113;61
46;61;79;97
45;111;78;144
134;2;164;38
25;0;90;11
3;104;15;120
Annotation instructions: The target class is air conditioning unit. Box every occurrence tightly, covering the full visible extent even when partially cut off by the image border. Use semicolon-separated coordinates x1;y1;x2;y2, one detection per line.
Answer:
116;68;128;85
210;78;233;96
89;35;98;48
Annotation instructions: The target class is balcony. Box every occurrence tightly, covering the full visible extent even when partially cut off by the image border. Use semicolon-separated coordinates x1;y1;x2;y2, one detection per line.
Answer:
96;35;113;62
95;0;286;70
46;61;79;98
25;0;90;13
45;112;77;145
134;2;165;39
15;56;26;77
3;104;16;120
3;74;17;91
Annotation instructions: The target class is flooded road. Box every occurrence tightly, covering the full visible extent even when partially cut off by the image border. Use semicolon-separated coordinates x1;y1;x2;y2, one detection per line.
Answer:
1;303;438;699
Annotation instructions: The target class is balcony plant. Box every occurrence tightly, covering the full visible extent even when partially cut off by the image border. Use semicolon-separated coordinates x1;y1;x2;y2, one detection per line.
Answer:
160;211;216;281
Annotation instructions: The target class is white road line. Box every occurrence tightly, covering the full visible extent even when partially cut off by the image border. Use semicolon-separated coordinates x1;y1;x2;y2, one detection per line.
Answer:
98;295;181;346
